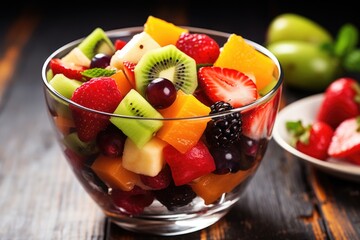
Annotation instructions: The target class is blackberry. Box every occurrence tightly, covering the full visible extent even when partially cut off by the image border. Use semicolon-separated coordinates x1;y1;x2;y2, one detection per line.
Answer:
205;101;242;147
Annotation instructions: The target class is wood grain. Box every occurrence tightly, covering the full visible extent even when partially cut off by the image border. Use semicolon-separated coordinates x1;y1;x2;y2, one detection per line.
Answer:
0;11;39;106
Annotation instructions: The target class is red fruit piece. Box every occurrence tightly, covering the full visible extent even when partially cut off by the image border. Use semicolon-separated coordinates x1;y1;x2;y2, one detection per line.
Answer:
163;140;216;186
111;186;154;215
50;58;88;81
198;66;258;108
316;77;360;129
328;116;360;162
286;120;334;160
242;92;281;140
140;164;172;190
70;77;123;142
176;33;220;64
114;39;127;51
123;60;136;87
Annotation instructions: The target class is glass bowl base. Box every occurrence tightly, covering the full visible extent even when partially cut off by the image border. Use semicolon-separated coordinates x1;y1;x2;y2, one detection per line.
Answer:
109;207;230;236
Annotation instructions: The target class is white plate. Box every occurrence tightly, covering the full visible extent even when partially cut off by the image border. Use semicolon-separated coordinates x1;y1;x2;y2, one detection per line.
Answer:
273;93;360;182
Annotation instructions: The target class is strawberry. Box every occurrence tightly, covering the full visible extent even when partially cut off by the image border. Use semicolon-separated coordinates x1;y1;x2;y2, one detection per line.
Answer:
123;60;136;87
198;66;258;108
70;77;123;142
50;58;88;81
163;140;216;186
316;77;360;129
328;116;360;165
286;120;334;160
175;33;220;64
114;39;127;51
242;92;281;140
140;164;172;190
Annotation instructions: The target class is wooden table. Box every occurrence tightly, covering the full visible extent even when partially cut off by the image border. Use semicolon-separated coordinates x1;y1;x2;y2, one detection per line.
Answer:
1;3;360;240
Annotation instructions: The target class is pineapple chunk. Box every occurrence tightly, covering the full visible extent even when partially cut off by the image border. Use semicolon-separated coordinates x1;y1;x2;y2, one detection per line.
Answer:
61;47;91;67
110;31;160;70
122;137;167;176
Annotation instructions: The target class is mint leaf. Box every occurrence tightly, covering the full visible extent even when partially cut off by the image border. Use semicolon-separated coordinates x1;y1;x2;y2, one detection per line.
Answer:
343;49;360;72
81;68;116;80
334;23;359;58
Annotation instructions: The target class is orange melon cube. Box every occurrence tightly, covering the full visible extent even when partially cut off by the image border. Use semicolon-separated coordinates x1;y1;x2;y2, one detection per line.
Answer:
190;170;252;205
111;70;133;96
91;155;140;191
156;90;210;154
214;34;276;91
54;115;74;136
144;15;189;46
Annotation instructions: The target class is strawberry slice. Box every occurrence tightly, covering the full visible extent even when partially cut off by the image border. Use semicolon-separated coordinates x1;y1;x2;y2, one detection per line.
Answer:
198;66;258;108
70;77;123;142
242;92;281;140
50;58;88;81
328;117;360;162
123;60;136;87
176;33;220;64
114;39;127;51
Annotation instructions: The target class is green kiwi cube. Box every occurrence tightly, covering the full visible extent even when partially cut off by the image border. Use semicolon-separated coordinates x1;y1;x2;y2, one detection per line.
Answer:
63;132;99;156
78;28;115;59
49;73;82;99
110;89;163;148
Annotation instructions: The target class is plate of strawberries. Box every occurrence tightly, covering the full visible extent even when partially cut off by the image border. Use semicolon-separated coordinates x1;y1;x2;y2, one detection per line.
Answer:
273;77;360;182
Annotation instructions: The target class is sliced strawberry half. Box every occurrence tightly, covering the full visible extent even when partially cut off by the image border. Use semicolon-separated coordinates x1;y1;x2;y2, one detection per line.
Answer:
50;58;88;81
242;91;281;140
328;116;360;160
198;66;258;108
70;77;123;142
123;60;136;87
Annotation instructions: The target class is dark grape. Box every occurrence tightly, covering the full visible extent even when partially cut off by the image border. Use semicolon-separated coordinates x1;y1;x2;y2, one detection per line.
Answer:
238;135;268;170
90;53;111;68
145;77;177;109
209;143;242;174
96;126;127;157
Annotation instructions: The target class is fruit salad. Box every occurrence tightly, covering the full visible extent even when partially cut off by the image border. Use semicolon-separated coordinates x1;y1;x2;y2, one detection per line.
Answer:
43;15;282;217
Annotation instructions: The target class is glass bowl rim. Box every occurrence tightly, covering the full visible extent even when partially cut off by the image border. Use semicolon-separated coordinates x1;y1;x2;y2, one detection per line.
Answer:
42;26;283;121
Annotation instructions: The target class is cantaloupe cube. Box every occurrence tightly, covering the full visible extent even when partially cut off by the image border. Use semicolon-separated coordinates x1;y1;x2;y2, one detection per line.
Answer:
111;70;133;96
54;115;75;136
144;15;189;46
157;90;210;154
190;170;252;205
214;34;276;91
91;155;140;191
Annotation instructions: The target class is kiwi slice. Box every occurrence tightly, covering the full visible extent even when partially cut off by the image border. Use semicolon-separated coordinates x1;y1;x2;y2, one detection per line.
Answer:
49;73;82;99
134;44;198;96
110;89;163;148
78;28;115;59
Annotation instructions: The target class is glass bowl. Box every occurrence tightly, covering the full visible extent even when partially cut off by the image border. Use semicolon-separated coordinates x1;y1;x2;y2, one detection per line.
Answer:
41;26;283;236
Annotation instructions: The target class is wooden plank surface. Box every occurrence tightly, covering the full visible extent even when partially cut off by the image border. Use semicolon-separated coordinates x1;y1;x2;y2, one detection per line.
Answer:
0;5;360;240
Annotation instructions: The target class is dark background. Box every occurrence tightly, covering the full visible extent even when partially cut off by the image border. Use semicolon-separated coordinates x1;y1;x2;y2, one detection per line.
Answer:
3;0;360;46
